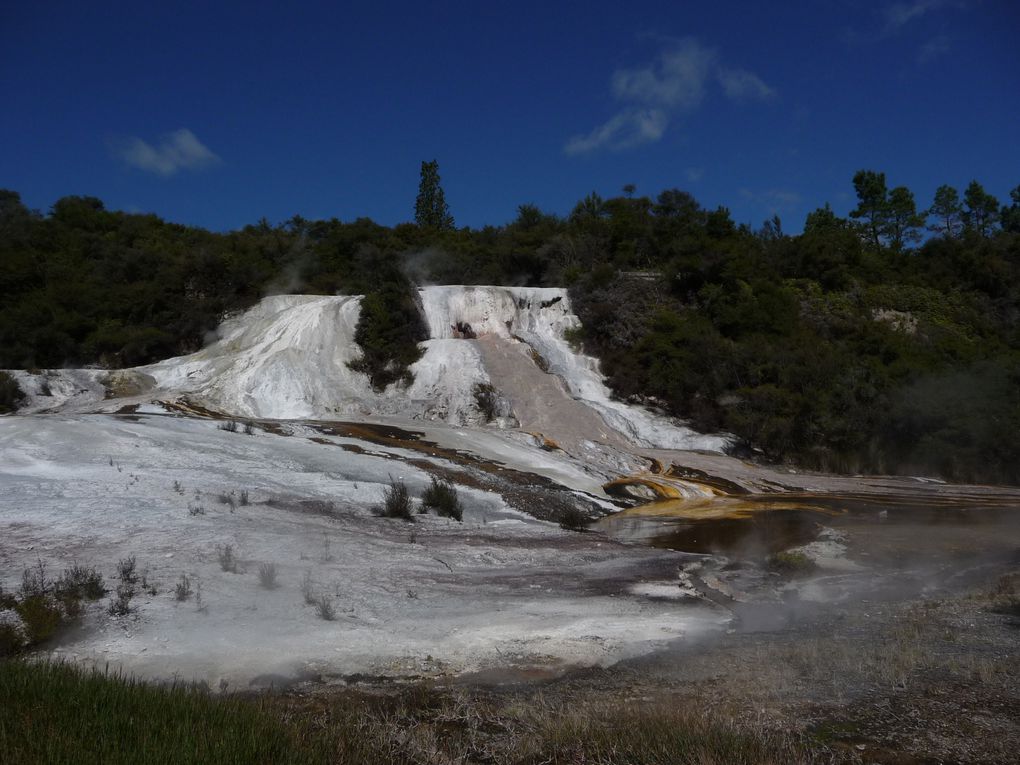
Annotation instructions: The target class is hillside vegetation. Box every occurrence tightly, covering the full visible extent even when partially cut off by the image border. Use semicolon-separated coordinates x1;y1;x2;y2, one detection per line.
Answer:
1;176;1018;483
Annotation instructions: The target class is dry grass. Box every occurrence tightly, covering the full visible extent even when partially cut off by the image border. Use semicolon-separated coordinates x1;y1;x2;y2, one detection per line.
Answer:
262;684;826;765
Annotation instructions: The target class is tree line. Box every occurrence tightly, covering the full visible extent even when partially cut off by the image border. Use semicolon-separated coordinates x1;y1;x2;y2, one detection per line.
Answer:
1;169;1018;483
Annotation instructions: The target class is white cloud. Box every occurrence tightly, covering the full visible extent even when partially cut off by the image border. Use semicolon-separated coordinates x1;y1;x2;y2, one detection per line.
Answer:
611;39;717;110
564;109;668;155
880;0;971;36
917;35;951;64
844;0;969;45
686;167;704;183
739;188;802;214
117;129;221;176
566;37;773;155
884;0;947;31
717;68;775;101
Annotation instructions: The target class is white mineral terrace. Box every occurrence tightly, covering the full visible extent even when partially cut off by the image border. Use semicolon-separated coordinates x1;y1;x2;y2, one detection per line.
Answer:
8;286;731;453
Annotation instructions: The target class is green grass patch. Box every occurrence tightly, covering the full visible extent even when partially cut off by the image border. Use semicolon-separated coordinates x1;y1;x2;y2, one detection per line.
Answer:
0;661;345;764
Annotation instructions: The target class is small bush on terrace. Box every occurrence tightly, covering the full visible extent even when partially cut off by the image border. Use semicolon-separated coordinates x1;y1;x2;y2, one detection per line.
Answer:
174;574;192;602
107;584;134;616
216;544;241;573
0;371;26;414
375;478;414;521
300;571;316;605
767;550;816;575
314;594;336;621
421;476;463;522
54;564;106;615
2;560;106;653
472;383;499;422
0;607;27;655
257;563;278;590
117;556;138;584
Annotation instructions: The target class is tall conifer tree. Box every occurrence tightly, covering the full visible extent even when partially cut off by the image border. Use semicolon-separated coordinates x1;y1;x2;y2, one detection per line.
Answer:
414;160;454;230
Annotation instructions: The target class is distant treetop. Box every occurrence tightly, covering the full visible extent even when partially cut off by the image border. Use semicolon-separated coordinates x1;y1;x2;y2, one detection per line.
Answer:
414;160;454;230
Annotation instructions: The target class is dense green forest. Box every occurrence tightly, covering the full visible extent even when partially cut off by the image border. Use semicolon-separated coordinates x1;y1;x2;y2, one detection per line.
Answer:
1;173;1019;484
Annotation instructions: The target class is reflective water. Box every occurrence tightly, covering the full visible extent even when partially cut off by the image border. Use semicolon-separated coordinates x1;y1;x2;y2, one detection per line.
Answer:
598;492;1020;560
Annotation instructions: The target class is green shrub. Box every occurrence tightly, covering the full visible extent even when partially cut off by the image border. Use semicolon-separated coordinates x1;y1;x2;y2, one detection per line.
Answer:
0;608;28;655
375;478;414;521
107;584;134;616
55;564;106;602
2;561;103;651
347;278;427;391
472;383;499;422
767;550;816;575
421;476;463;521
116;556;138;585
15;595;63;643
0;371;25;414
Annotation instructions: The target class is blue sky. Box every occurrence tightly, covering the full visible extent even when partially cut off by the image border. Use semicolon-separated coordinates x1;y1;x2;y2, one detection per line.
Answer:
2;0;1018;232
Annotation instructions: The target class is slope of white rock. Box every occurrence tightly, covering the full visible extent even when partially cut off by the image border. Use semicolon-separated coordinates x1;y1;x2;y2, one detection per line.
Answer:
420;286;730;451
5;286;729;451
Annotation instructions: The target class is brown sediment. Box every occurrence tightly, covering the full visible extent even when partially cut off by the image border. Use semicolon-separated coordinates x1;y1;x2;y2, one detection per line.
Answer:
101;370;156;399
664;465;750;496
642;456;665;475
524;432;561;451
158;398;230;420
613;495;839;521
604;474;722;502
614;489;1020;522
304;421;609;523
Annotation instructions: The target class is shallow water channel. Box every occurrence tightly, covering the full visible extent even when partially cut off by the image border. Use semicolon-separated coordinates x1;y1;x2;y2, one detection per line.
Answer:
598;492;1020;564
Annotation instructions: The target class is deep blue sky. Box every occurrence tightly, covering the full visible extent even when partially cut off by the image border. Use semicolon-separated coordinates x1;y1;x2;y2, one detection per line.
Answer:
3;1;1018;233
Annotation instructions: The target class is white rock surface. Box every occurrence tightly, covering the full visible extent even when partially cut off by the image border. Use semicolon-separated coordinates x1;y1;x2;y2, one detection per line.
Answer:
0;412;724;685
6;286;730;451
